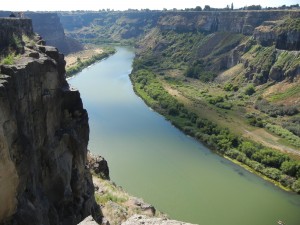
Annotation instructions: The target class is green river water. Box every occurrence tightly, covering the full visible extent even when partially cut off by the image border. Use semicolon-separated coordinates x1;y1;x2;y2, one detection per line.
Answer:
68;47;300;225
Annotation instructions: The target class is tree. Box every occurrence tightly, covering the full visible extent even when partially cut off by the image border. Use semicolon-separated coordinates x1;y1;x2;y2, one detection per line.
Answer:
281;161;299;177
195;6;202;11
204;5;211;11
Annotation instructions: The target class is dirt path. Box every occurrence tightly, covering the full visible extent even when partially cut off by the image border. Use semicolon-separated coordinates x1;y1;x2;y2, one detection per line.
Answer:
163;82;300;157
244;128;300;157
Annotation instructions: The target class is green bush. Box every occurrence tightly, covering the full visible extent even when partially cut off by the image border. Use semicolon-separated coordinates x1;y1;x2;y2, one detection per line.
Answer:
265;123;300;148
280;161;299;177
215;102;233;110
207;95;224;104
244;84;255;95
224;82;238;92
292;179;300;193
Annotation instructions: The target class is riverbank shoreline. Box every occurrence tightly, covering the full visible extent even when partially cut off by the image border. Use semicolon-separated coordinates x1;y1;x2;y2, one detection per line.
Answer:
69;47;300;225
65;46;116;78
129;69;299;194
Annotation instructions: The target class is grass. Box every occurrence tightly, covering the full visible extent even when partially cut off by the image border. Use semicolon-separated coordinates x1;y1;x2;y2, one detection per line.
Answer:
95;192;127;205
1;53;16;65
268;85;300;102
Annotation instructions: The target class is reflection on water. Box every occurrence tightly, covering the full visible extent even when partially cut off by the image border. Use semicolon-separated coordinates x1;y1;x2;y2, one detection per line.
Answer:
69;46;300;225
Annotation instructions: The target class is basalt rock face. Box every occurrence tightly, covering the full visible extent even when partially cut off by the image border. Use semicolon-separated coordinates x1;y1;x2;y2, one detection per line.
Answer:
25;12;84;55
157;11;300;35
0;11;83;55
0;19;100;225
254;19;300;51
0;18;32;54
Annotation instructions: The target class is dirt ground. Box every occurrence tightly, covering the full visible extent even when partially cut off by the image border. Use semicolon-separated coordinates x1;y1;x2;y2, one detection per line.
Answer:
65;47;103;69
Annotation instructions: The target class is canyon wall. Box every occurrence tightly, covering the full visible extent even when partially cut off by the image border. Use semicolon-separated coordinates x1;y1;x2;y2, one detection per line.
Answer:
0;11;83;54
59;10;300;47
26;12;83;54
0;19;100;225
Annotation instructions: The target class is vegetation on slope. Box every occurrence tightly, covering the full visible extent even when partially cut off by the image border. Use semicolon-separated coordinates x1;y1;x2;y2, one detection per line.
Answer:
64;12;300;193
130;19;300;193
130;68;300;193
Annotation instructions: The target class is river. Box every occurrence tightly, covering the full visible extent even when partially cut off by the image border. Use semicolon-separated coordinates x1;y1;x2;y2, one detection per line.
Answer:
68;47;300;225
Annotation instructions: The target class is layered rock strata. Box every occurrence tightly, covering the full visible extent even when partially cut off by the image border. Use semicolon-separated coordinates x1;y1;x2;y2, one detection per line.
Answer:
0;19;100;225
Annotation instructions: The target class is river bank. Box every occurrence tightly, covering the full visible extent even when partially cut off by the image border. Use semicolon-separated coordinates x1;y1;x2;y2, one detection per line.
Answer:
69;47;300;225
129;69;300;194
66;44;299;192
65;45;115;77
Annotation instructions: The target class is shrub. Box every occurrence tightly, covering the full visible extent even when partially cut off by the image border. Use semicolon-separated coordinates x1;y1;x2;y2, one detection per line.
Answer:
255;99;299;117
1;53;15;65
215;102;233;110
283;117;300;137
292;179;300;193
244;84;255;95
224;82;238;91
280;161;299;177
252;148;288;168
246;114;264;127
207;95;224;104
238;141;259;158
262;167;282;180
265;124;300;148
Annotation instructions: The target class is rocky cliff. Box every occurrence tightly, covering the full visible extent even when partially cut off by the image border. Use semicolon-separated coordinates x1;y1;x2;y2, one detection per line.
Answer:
0;18;32;54
59;10;300;46
0;18;100;225
0;11;83;55
25;12;84;55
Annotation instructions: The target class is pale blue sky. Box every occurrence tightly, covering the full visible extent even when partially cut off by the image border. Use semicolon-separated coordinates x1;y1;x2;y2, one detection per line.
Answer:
2;0;299;11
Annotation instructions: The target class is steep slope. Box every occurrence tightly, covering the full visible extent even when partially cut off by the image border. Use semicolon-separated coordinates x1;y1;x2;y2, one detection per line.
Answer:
0;18;100;225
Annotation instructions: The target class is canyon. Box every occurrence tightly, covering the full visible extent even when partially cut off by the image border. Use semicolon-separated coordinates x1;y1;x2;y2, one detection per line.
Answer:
0;8;300;225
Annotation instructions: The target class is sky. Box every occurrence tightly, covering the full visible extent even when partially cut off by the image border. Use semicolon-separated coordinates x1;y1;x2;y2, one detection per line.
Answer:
2;0;299;11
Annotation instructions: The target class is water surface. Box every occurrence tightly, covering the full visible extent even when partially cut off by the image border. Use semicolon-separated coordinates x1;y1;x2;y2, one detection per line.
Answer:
69;47;300;225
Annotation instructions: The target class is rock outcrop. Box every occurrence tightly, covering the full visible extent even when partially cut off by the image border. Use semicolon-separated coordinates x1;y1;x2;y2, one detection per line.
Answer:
0;19;100;225
78;216;99;225
254;19;300;51
0;18;32;54
87;152;110;180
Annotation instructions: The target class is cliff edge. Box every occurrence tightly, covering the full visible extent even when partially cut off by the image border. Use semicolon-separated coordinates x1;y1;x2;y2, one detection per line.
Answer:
0;18;100;225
